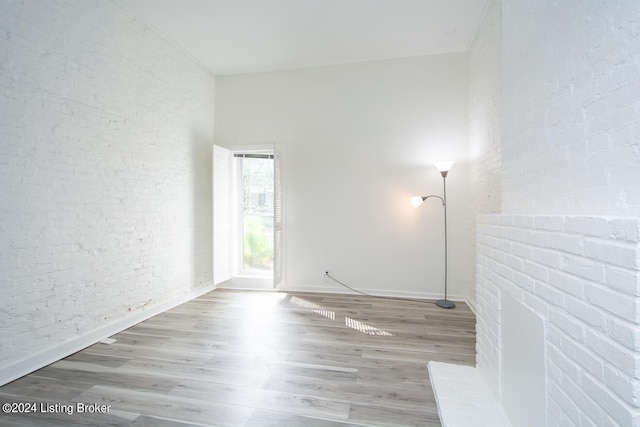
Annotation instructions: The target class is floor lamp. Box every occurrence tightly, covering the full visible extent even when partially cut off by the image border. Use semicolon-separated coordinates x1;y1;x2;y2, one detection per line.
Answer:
411;161;456;309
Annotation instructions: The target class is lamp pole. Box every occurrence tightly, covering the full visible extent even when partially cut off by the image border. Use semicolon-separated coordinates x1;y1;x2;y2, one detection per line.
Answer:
410;162;456;309
436;169;455;309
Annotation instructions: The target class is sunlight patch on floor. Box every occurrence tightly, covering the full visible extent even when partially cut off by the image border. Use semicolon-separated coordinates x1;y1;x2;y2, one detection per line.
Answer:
345;317;394;336
289;296;336;320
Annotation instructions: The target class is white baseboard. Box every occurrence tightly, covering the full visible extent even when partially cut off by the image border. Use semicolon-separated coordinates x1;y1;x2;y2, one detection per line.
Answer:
0;283;216;387
466;298;478;316
217;280;466;303
275;284;466;302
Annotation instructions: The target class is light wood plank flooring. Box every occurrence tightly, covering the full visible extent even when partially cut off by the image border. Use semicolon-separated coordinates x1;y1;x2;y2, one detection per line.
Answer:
0;289;476;426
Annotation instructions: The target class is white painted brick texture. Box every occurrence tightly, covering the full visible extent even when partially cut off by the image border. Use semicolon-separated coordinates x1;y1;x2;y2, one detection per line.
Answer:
477;214;640;426
0;0;214;376
466;0;501;311
501;0;640;216
472;0;640;425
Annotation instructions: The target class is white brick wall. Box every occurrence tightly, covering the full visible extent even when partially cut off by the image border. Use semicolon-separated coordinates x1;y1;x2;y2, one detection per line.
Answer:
501;0;640;216
467;0;501;310
477;214;640;426
471;1;640;425
0;0;215;383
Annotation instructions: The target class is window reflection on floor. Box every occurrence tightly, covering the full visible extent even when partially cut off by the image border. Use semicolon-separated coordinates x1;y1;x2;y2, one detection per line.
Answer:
288;295;394;336
289;295;336;320
344;316;394;336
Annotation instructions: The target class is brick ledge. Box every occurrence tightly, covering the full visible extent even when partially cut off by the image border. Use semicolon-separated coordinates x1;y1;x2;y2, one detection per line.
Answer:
428;361;511;427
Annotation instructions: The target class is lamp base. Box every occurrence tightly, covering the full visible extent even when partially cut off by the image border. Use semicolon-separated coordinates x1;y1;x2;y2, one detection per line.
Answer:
436;299;456;309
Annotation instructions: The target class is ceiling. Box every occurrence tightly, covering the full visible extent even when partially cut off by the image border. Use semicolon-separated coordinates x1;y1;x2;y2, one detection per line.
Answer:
112;0;490;76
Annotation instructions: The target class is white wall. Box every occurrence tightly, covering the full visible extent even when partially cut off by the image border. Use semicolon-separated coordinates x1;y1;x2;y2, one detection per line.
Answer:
216;55;470;299
0;0;215;385
471;0;640;425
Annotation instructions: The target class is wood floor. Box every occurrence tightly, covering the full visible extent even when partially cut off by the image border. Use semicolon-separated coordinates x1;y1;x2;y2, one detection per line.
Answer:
0;289;476;426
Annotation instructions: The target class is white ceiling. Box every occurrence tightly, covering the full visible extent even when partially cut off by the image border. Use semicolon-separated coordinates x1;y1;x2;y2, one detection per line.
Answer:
112;0;490;76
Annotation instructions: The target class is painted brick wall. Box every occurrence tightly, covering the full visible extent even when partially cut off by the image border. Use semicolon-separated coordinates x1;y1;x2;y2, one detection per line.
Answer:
467;0;501;310
0;0;215;383
501;0;640;216
468;0;502;216
477;215;640;426
470;1;640;424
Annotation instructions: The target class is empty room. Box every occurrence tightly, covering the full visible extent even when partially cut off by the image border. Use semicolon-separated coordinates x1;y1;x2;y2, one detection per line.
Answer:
1;0;640;426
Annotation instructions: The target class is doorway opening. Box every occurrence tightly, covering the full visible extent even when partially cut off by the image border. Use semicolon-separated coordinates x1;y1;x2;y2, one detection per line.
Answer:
213;144;283;289
234;153;274;276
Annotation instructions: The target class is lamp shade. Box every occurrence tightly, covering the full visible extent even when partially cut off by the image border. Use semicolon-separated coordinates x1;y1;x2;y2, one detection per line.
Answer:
410;196;424;208
435;161;454;173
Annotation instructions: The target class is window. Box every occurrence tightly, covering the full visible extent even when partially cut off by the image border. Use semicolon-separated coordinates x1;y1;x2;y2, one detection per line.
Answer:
234;153;274;275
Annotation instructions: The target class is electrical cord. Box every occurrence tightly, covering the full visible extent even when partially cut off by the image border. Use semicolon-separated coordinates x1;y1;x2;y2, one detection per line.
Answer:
325;271;372;297
325;271;437;305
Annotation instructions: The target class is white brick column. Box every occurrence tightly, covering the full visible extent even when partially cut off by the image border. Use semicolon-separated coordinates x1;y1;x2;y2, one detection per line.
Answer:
476;214;640;426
